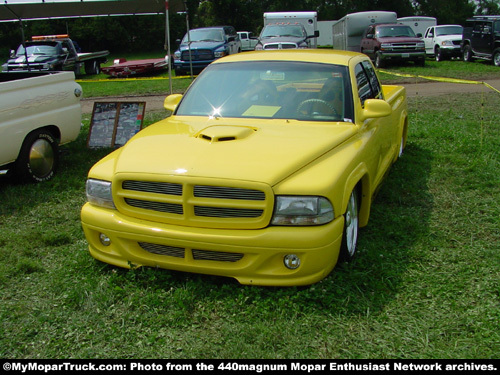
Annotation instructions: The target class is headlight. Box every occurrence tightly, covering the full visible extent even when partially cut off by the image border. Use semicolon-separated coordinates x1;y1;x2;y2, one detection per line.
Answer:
174;51;181;59
417;42;425;48
380;43;393;50
271;196;334;226
86;179;116;209
214;50;228;58
441;40;454;46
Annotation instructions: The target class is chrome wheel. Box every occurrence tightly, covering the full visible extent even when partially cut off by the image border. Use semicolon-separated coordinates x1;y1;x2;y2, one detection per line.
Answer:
29;138;55;179
339;190;359;262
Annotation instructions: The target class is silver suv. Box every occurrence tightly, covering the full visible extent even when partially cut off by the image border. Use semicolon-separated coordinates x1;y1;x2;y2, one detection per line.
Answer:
255;23;319;50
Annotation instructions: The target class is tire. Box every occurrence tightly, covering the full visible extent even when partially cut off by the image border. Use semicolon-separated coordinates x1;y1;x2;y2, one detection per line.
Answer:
493;49;500;67
338;189;360;263
435;46;443;62
15;129;59;183
85;60;101;75
463;45;474;62
375;52;385;68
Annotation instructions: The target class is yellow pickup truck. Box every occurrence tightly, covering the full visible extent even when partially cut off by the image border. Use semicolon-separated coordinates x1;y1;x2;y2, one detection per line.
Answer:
81;50;408;286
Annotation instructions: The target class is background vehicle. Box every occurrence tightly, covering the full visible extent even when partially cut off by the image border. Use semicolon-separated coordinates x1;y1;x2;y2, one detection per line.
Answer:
2;34;109;75
332;11;397;52
423;25;463;61
173;26;241;75
263;11;319;48
360;23;426;68
462;16;500;67
237;31;258;51
0;71;82;182
81;50;408;286
397;16;437;37
255;22;319;50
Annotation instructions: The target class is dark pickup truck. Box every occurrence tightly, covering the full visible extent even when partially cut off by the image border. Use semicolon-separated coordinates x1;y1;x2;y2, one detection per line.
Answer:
360;23;426;68
2;34;109;75
462;16;500;67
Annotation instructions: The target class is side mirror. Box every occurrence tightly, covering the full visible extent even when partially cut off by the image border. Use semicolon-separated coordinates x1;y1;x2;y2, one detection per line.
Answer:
416;33;423;38
164;94;183;113
360;99;392;121
10;49;15;58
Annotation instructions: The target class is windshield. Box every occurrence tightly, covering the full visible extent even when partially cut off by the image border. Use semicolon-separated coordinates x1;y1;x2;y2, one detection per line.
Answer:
16;42;60;56
182;29;224;43
176;61;354;122
377;26;416;38
436;26;463;36
261;25;306;38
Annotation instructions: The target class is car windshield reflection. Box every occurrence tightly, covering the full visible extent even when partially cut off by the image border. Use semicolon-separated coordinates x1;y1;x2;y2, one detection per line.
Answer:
176;61;354;122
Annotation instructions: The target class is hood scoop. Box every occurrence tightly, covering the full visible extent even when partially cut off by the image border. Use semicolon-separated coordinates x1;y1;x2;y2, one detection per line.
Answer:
196;125;256;143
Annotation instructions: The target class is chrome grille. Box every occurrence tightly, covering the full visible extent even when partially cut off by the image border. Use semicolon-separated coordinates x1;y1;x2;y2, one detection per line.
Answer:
117;177;270;228
181;49;214;61
125;198;183;214
123;180;182;195
139;242;244;262
263;43;298;50
139;242;185;258
192;249;244;262
194;206;263;218
194;185;265;200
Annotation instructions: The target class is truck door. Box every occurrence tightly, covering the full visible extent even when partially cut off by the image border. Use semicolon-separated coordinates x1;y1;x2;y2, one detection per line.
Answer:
361;26;376;57
61;40;77;71
478;22;493;55
424;27;434;54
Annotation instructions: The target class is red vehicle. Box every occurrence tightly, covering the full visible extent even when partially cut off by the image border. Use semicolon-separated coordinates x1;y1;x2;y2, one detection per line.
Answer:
101;58;169;77
360;23;426;68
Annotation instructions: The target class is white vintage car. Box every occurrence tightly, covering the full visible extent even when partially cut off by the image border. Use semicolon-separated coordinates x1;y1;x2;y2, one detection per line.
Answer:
0;71;82;182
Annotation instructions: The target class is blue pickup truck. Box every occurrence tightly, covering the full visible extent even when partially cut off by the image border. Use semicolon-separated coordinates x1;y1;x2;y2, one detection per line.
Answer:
173;26;241;75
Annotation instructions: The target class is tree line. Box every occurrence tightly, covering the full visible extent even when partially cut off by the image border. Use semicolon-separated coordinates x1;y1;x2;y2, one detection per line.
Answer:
1;0;499;56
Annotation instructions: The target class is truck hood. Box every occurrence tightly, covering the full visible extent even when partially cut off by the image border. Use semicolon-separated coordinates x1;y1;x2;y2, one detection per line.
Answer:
7;55;57;64
377;36;423;43
259;36;307;45
179;41;226;51
112;117;356;186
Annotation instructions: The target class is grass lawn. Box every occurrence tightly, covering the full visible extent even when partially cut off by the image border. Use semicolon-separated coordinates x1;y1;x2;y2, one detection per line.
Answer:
0;58;499;358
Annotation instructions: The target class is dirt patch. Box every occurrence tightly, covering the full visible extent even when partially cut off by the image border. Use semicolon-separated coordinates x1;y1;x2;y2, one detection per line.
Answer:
80;78;500;114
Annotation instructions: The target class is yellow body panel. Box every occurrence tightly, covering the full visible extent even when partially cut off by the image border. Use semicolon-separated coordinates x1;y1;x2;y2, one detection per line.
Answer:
81;50;407;286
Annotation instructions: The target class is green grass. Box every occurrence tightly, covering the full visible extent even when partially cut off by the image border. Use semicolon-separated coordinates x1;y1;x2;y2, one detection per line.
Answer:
1;69;500;358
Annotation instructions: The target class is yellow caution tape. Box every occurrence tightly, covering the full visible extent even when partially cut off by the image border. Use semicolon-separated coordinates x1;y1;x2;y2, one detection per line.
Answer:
377;69;500;95
77;75;191;83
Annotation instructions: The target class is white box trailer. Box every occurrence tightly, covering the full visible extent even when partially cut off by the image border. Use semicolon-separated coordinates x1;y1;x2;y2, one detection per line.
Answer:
263;11;318;47
332;11;397;51
317;20;335;46
398;16;437;37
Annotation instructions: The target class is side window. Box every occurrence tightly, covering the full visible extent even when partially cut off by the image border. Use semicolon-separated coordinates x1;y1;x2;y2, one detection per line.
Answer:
362;61;382;99
355;61;383;105
426;27;433;38
355;63;371;105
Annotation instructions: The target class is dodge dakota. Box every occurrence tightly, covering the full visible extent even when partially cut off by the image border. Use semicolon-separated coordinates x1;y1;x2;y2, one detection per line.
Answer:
81;50;408;286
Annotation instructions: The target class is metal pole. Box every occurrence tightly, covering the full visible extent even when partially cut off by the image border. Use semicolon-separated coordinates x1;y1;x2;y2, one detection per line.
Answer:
165;0;173;94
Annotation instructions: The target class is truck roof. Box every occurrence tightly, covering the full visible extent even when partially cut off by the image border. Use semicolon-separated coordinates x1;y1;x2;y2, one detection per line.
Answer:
212;49;362;66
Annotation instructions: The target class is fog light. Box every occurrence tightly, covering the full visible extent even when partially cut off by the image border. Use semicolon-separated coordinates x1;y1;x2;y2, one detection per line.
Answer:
283;254;301;270
99;233;111;246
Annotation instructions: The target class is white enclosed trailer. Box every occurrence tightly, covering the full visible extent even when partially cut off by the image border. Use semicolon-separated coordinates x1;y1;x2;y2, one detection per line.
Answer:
332;11;397;52
398;16;437;37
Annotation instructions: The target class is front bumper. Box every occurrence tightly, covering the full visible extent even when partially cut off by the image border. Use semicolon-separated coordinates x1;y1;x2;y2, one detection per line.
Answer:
81;203;344;286
379;51;426;61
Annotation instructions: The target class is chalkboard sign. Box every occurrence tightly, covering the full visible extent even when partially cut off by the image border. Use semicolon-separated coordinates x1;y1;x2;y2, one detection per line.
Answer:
87;102;146;148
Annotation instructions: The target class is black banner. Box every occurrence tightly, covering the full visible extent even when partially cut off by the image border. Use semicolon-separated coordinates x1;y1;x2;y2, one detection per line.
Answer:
1;359;498;374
